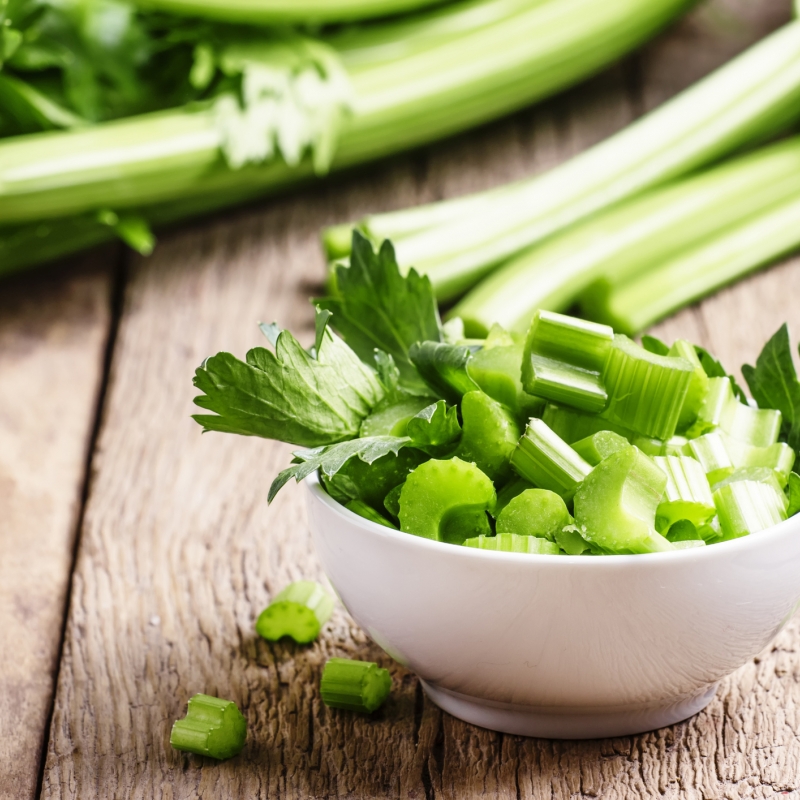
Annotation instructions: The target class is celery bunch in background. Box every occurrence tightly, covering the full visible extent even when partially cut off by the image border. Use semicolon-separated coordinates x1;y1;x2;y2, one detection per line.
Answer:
0;0;698;276
326;13;800;334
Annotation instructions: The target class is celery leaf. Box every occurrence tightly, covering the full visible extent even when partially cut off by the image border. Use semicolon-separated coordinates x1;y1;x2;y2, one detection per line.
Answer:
408;340;480;403
193;319;384;447
742;324;800;454
317;232;442;395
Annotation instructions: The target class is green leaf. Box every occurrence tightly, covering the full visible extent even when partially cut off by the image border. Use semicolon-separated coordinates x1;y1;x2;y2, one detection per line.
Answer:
742;324;800;454
193;323;384;447
408;340;480;404
695;345;748;402
641;335;669;356
374;350;400;396
787;472;800;518
406;400;461;450
316;232;442;394
268;435;409;503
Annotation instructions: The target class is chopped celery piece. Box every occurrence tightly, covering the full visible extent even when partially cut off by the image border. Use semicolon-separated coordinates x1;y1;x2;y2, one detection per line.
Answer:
573;445;673;553
495;489;571;541
360;395;437;437
632;434;688;457
464;534;561;555
398;457;496;544
453;391;521;482
256;581;335;644
510;419;593;501
668;340;709;431
320;658;391;713
383;483;403;518
787;472;800;517
494;476;534;516
572;430;629;466
671;540;706;550
711;467;788;504
685;432;735;485
542;403;633;444
521;311;612;412
346;500;398;529
467;344;544;420
523;311;614;371
554;523;593;555
321;449;426;510
170;694;247;760
664;518;700;542
695;377;782;446
602;335;694;439
713;480;788;540
653;455;716;532
722;437;795;487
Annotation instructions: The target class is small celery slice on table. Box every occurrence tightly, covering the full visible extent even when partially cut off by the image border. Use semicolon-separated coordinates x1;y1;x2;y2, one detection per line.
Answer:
464;534;561;555
602;335;694;440
398;457;496;544
653;455;716;532
321;658;392;713
573;445;673;553
495;489;571;541
255;581;334;644
171;694;247;760
510;419;593;501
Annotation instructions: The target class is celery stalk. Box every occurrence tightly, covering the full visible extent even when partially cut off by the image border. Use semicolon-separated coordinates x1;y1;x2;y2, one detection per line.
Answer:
572;430;629;465
713;480;788;540
652;455;716;531
0;0;698;236
464;533;561;554
495;488;571;540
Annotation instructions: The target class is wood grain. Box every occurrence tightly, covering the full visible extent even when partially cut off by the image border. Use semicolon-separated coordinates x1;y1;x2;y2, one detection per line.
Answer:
0;253;115;800
41;1;799;798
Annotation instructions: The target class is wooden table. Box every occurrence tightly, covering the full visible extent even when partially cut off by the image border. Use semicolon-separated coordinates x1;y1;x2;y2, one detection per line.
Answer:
3;1;800;797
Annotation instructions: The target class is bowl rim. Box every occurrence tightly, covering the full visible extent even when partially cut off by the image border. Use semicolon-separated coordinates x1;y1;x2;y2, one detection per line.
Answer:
305;472;800;568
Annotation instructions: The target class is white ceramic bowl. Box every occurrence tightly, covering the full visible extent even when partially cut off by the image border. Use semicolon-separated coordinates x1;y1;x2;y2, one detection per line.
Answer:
305;474;800;739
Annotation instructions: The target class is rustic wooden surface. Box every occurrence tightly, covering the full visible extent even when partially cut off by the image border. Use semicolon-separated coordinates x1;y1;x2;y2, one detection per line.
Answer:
2;1;799;797
0;253;116;800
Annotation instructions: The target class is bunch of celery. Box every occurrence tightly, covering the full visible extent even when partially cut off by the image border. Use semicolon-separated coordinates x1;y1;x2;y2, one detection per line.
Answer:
193;234;800;555
326;15;800;333
0;0;697;275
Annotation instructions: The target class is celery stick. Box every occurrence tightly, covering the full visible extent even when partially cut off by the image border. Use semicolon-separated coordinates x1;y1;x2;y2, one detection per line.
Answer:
653;455;716;532
602;335;694;440
572;430;630;466
685;433;735;485
668;340;709;431
542;403;633;444
632;434;688;457
171;694;247;760
722;438;796;487
346;500;398;528
510;419;592;501
464;533;561;555
398;457;496;543
554;524;594;555
713;480;788;540
573;445;673;553
255;581;334;644
320;658;392;713
453;391;521;482
711;468;788;503
495;488;571;541
467;344;544;420
494;476;534;516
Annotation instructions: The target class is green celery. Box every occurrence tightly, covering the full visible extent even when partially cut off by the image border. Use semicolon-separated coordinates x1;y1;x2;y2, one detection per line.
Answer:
170;695;247;760
572;430;630;466
573;445;673;553
632;434;688;457
585;191;800;334
521;311;613;412
723;438;796;487
360;396;436;437
320;658;392;713
345;500;398;528
554;524;594;555
464;533;561;554
685;433;735;485
671;540;706;550
668;340;709;431
542;402;633;444
398;457;495;543
652;455;716;532
602;335;694;440
493;476;533;516
713;479;788;540
495;488;571;541
255;581;334;644
511;419;593;501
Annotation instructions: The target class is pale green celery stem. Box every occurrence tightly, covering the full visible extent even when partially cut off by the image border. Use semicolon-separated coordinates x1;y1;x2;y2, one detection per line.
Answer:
0;0;696;226
713;480;788;538
427;19;800;305
595;192;800;335
455;136;800;333
131;0;449;24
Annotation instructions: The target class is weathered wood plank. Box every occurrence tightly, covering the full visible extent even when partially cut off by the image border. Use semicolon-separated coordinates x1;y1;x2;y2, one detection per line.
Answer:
41;1;797;798
0;253;115;800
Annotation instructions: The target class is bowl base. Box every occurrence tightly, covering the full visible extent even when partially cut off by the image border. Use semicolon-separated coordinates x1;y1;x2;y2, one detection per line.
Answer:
420;681;718;739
